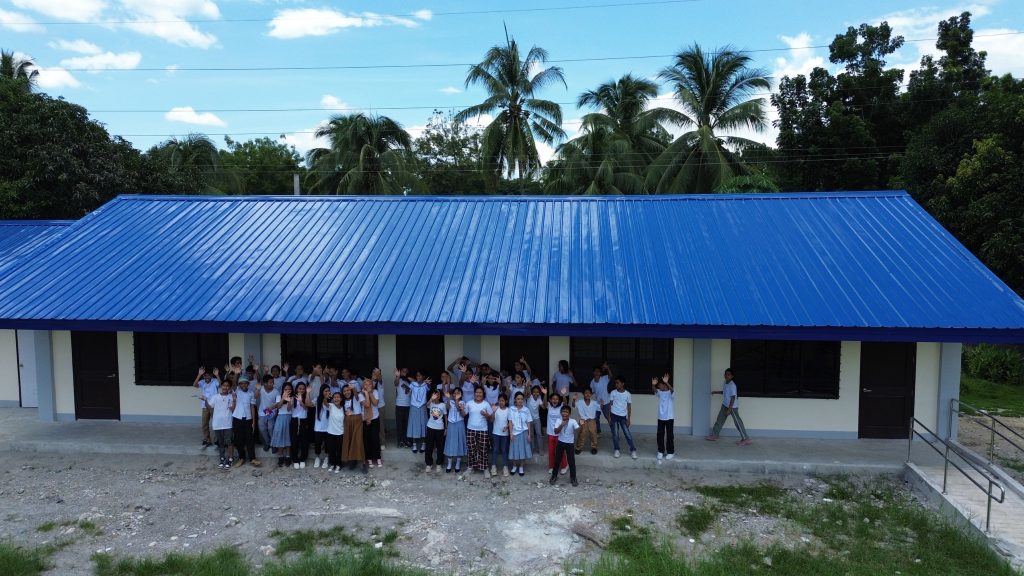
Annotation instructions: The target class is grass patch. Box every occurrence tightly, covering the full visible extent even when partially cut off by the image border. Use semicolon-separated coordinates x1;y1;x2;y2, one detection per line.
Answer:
675;503;718;537
588;478;1018;576
960;375;1024;418
269;527;364;557
35;519;103;536
996;455;1024;473
0;541;57;576
93;546;424;576
93;547;249;576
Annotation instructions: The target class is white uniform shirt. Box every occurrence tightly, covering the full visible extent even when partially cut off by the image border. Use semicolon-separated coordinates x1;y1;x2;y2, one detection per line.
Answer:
576;398;598;420
326;403;345;435
491;406;510;437
207;393;234;430
590;375;610;405
656;389;674;420
723;380;739;409
509;406;532;435
556;418;580;443
465;400;491;431
609;389;631;416
231;387;256;420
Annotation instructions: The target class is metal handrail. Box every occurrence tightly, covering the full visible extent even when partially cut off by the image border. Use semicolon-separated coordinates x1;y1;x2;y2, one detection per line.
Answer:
908;416;1006;532
950;398;1024;466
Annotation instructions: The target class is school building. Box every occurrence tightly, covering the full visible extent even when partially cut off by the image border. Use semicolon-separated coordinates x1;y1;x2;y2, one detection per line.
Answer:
0;192;1022;440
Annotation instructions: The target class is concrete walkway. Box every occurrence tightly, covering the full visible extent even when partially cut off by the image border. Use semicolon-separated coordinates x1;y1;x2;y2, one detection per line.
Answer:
0;407;909;476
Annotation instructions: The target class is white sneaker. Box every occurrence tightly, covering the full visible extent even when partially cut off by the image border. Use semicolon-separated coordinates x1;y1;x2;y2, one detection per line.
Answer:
559;466;568;475
666;454;675;460
293;463;300;470
614;450;621;458
434;465;441;472
425;465;431;472
656;452;664;460
490;465;497;476
484;470;491;479
547;468;553;474
300;461;306;469
502;468;509;477
332;466;339;474
313;457;320;468
631;451;638;460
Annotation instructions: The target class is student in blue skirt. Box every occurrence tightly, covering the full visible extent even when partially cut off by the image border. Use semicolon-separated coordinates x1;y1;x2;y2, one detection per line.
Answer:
270;382;294;467
443;387;467;473
508;391;533;476
406;372;429;453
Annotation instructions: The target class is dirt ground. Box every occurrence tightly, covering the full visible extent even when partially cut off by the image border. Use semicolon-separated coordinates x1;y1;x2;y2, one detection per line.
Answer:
0;449;882;575
958;415;1024;484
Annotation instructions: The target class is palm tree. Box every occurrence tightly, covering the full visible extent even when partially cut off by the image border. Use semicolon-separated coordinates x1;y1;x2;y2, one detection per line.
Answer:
546;74;678;195
455;34;566;191
647;44;771;193
152;133;234;194
1;49;39;92
305;113;419;195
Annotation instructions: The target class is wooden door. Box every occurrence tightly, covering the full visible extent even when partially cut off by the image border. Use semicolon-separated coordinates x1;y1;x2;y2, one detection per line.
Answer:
859;342;915;438
71;331;120;420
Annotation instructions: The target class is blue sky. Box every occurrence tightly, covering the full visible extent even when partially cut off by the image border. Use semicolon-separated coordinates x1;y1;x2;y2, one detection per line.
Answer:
4;0;1022;161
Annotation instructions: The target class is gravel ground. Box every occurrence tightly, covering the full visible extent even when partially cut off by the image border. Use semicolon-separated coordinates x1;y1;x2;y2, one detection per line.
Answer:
0;448;877;575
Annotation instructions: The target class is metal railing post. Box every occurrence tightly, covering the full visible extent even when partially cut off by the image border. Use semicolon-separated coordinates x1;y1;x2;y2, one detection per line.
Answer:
943;438;950;494
989;415;996;465
986;480;993;533
907;417;914;463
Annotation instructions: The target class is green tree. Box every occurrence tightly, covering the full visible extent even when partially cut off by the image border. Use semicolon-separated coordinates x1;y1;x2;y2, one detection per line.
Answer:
219;136;304;195
147;134;234;195
647;44;771;193
545;74;676;195
306;113;419;195
0;82;178;218
455;34;566;191
412;110;487;195
0;49;38;92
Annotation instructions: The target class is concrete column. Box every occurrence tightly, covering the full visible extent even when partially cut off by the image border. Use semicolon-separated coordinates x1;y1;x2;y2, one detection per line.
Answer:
937;342;963;440
261;334;282;367
444;336;464;364
242;334;262;367
691;339;712;436
377;335;397;422
22;330;56;421
549;337;569;384
462;336;482;365
480;336;500;368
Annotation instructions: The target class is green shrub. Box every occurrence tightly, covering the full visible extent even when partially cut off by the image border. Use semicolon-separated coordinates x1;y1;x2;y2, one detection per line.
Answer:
963;345;1024;385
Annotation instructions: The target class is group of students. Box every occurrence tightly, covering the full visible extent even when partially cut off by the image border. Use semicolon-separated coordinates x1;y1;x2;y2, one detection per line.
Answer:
195;354;751;483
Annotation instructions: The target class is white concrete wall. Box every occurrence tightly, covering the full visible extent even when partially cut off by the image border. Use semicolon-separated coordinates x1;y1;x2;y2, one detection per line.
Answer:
480;336;500;369
914;342;942;431
0;330;19;405
51;331;75;418
117;332;201;421
228;333;245;362
707;340;862;436
549;337;569;385
444;335;464;363
261;334;281;367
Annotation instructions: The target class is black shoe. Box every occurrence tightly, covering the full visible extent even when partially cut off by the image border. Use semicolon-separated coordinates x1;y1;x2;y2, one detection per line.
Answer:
590;448;597;455
361;463;369;474
455;466;461;473
263;446;270;452
571;479;578;487
445;467;452;473
574;449;581;455
549;477;556;485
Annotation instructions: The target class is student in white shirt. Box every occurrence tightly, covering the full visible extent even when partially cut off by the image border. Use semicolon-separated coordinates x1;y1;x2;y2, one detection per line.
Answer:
549;406;580;487
572;388;600;455
507;391;533;476
652;373;675;460
312;385;333;468
193;367;220;448
464;385;493;477
423;389;447;472
394;368;412;448
589;363;612;434
608;377;637;459
231;376;259;467
706;368;751;445
207;379;236;469
490;394;511;477
324;392;346;472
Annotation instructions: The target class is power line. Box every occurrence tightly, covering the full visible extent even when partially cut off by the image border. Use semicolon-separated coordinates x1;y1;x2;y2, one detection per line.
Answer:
6;0;703;26
48;32;1024;72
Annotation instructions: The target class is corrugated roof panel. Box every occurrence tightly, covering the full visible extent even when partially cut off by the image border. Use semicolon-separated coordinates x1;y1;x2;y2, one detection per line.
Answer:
0;192;1021;341
0;220;74;271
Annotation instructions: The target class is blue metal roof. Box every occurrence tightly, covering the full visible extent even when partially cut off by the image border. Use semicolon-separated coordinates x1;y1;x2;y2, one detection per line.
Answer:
0;220;74;270
0;192;1021;342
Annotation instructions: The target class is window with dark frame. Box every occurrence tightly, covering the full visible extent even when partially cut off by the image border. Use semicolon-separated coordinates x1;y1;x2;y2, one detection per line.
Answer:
134;332;229;386
280;335;379;377
729;340;841;399
569;337;673;395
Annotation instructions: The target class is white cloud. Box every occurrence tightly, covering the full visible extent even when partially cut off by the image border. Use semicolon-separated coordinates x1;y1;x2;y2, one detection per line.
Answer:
35;66;81;89
412;9;432;21
165;64;179;74
267;8;424;39
12;0;106;21
49;39;102;54
320;94;347;109
439;86;462;94
60;51;141;71
165;106;227;127
119;0;220;49
974;28;1024;77
0;8;44;32
773;33;825;79
872;2;996;72
281;121;329;155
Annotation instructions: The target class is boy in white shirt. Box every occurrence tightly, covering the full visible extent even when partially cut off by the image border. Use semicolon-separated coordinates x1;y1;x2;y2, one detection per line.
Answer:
572;388;600;455
231;376;259;467
652;373;674;460
608;377;637;459
207;379;236;469
549;406;580;487
705;368;751;445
